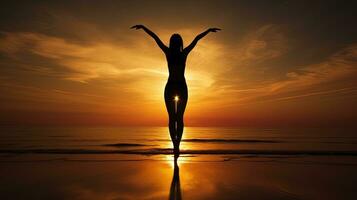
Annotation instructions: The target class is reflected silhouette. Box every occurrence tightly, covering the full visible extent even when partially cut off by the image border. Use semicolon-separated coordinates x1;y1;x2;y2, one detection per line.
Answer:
131;25;221;154
169;155;182;200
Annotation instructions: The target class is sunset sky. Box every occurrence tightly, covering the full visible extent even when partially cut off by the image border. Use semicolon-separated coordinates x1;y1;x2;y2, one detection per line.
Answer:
0;0;356;127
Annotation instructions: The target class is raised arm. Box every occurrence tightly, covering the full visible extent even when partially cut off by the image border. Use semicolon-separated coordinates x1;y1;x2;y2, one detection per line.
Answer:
131;25;168;53
183;28;221;54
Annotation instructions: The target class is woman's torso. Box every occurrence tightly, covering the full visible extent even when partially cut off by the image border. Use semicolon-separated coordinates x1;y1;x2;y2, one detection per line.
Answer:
165;51;187;82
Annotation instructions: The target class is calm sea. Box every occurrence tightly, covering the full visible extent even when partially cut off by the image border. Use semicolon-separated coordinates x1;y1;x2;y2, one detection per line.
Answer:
1;126;356;156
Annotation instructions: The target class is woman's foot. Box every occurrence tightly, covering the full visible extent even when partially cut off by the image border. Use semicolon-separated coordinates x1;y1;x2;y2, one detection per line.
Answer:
174;152;180;161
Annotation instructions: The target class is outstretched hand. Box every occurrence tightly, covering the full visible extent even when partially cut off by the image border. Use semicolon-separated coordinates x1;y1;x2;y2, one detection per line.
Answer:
131;25;145;30
208;28;221;32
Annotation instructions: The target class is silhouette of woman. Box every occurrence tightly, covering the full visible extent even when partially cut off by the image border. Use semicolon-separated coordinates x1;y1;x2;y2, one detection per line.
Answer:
131;25;221;153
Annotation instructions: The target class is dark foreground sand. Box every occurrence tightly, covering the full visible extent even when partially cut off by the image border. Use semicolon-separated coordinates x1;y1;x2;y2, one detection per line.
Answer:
1;154;357;200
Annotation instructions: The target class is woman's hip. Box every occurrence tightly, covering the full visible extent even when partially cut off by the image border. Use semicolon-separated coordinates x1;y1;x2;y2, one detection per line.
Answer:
164;81;188;97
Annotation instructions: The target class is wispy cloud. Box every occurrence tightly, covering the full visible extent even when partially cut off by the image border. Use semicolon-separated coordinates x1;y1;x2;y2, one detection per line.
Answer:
207;43;357;109
268;44;357;94
0;32;167;82
233;24;288;64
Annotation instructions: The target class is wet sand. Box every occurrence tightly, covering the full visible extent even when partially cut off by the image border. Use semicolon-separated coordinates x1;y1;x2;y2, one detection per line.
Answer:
1;154;357;200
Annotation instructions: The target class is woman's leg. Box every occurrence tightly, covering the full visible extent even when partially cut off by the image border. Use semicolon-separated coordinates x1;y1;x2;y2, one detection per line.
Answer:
176;91;187;148
165;84;178;150
166;101;177;149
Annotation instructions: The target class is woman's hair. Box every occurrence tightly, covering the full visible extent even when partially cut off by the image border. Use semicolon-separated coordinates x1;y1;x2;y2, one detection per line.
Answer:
169;34;183;52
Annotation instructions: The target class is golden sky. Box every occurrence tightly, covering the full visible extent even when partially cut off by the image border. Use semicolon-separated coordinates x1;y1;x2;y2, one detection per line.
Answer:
0;0;356;127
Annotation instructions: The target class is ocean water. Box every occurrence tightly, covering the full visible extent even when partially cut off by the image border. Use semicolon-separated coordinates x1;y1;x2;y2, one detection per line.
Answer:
1;126;357;157
1;126;357;199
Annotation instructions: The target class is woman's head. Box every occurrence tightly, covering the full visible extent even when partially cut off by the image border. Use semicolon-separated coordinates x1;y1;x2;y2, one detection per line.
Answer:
169;34;183;52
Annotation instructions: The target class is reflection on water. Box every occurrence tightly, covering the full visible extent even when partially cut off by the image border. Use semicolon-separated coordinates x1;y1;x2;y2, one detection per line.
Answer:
169;156;182;200
1;154;357;199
